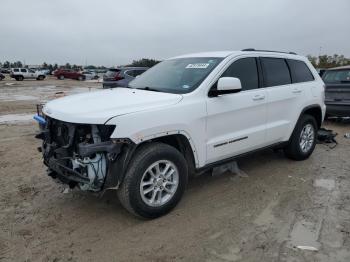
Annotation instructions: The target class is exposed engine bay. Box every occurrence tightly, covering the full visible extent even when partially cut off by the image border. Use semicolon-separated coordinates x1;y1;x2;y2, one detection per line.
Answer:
36;115;123;192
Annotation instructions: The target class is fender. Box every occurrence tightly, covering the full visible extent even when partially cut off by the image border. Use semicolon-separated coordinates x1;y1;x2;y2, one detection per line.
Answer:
133;130;199;167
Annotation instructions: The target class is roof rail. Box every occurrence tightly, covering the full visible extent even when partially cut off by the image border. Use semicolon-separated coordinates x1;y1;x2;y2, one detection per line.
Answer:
241;48;297;55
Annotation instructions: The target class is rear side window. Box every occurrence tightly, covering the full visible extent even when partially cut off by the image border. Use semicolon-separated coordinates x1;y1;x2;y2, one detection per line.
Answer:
20;69;27;73
261;58;291;87
14;69;19;72
134;70;146;76
287;59;314;83
222;57;259;90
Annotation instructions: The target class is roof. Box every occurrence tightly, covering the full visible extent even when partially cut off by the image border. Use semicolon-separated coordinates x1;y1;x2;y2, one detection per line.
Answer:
328;65;350;70
169;50;304;60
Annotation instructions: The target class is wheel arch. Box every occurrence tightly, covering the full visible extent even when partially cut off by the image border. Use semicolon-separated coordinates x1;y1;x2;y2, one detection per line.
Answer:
299;104;323;128
104;133;198;191
136;132;198;175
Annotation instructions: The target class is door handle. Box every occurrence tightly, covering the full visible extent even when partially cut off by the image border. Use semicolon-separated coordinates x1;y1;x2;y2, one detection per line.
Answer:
292;88;302;94
252;94;265;101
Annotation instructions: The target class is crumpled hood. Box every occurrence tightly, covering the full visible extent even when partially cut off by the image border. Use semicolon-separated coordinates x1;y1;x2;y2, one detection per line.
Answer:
43;88;183;124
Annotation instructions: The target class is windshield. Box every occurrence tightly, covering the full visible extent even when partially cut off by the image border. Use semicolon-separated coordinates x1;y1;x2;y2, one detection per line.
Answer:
323;69;350;83
129;57;223;94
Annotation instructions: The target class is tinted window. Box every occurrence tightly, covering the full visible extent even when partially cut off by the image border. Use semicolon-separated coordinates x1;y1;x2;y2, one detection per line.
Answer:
287;59;314;83
125;70;134;77
134;70;146;76
21;69;27;73
14;69;19;72
222;57;259;90
261;58;291;87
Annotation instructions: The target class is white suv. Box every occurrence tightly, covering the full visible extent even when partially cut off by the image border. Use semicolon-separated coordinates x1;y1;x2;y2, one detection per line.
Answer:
37;49;326;218
11;68;46;81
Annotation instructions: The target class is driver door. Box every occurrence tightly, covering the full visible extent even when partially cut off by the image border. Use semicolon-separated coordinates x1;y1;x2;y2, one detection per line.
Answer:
205;57;267;164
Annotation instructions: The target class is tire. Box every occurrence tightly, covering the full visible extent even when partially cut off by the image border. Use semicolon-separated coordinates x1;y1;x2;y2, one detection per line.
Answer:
16;76;24;81
284;114;318;161
118;143;188;219
58;75;64;80
37;75;45;80
78;76;84;81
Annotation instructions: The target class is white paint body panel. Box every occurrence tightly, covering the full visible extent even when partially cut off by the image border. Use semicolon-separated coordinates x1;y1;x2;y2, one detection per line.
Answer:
43;51;326;168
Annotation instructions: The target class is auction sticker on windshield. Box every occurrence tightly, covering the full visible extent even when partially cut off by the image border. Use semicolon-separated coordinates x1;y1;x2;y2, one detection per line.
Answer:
186;63;210;69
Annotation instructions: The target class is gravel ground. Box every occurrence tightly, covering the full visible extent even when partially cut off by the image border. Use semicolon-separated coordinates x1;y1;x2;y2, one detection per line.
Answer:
0;77;350;262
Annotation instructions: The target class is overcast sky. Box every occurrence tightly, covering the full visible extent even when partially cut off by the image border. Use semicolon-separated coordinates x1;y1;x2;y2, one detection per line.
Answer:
1;0;349;66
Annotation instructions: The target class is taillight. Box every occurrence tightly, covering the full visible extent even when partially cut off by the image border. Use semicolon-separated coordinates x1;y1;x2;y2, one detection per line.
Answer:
114;72;124;81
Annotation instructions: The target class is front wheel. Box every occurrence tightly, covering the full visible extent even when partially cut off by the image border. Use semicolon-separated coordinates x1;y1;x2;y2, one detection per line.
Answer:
118;143;188;219
284;114;318;160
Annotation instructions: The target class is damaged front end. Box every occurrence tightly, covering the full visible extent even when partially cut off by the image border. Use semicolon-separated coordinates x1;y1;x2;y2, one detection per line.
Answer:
35;113;135;192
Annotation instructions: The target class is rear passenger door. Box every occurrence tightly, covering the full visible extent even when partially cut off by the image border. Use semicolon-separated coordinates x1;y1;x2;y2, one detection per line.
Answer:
262;57;312;144
206;57;267;164
20;68;28;78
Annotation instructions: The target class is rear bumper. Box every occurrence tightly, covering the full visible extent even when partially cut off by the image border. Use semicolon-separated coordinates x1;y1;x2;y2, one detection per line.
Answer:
326;103;350;117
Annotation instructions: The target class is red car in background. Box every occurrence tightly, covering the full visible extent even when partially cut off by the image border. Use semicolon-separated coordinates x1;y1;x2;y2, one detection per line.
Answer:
54;69;85;80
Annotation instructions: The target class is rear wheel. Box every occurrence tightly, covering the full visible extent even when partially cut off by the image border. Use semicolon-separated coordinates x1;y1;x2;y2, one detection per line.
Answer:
284;114;318;160
58;75;64;80
118;143;188;219
16;76;24;81
37;75;45;80
78;75;84;81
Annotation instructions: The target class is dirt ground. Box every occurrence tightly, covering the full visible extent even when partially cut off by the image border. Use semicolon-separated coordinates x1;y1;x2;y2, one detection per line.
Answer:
0;77;350;262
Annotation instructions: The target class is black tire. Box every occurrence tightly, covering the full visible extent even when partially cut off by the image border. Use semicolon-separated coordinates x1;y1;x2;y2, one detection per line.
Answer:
58;75;64;80
78;75;85;81
284;114;318;161
37;75;45;80
118;143;188;219
16;76;24;81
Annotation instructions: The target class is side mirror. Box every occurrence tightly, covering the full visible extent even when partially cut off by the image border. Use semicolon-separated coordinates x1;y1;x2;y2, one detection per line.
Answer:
209;77;242;97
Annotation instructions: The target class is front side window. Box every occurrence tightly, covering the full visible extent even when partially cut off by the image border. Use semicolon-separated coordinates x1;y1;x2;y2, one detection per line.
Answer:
129;57;223;94
221;57;259;90
14;69;19;72
287;59;314;83
323;69;350;83
261;58;291;87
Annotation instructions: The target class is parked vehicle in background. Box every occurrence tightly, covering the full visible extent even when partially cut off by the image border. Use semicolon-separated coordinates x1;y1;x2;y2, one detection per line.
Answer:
322;65;350;117
1;68;11;74
82;71;99;80
316;68;326;77
102;67;148;88
10;68;46;81
54;69;85;80
37;50;325;218
0;73;5;80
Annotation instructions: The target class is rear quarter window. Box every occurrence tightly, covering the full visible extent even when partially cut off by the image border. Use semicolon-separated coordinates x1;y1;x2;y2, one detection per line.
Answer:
261;58;291;87
287;59;314;83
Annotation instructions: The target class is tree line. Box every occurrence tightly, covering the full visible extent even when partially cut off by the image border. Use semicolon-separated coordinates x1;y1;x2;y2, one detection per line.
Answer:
0;58;160;70
306;54;350;68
